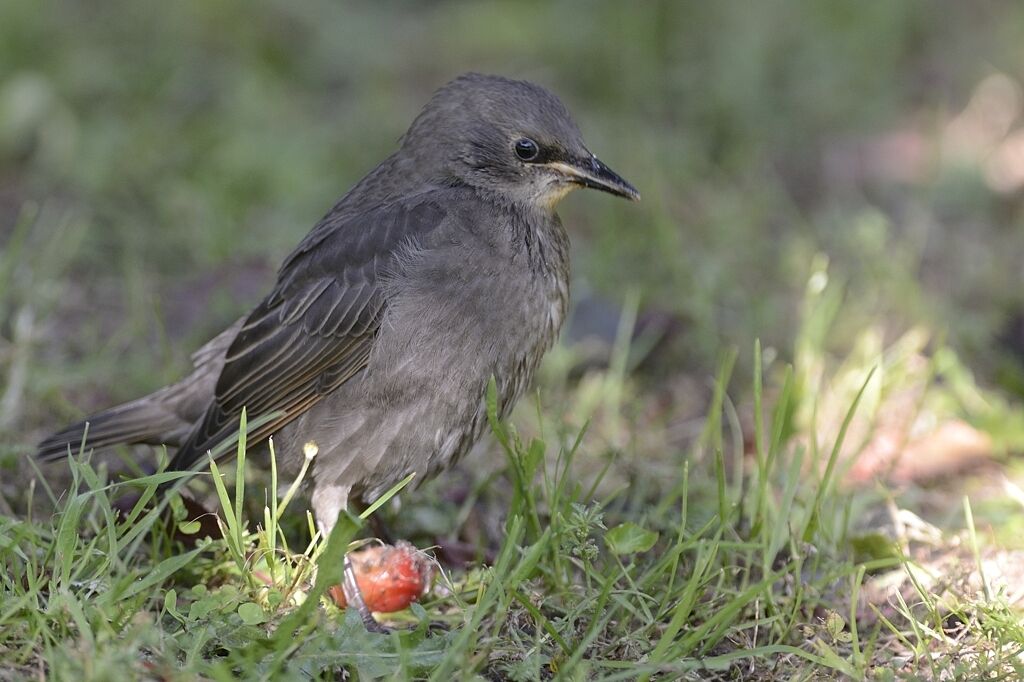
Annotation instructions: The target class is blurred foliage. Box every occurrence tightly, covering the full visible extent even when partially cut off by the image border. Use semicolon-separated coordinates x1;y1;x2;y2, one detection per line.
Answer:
2;0;1024;423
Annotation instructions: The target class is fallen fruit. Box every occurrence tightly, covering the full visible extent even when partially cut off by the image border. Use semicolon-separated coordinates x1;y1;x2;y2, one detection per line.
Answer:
328;541;432;613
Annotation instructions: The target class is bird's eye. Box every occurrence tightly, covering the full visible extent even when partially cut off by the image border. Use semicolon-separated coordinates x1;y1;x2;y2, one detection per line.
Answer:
514;138;540;162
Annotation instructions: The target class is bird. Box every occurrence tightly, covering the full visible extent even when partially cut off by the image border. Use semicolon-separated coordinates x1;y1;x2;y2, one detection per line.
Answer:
37;73;639;621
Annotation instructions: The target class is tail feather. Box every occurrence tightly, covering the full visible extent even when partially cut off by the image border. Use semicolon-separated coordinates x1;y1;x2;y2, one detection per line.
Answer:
36;397;188;461
37;318;244;463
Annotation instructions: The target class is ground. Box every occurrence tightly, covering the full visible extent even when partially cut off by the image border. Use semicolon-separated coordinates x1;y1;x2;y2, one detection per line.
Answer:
3;1;1024;679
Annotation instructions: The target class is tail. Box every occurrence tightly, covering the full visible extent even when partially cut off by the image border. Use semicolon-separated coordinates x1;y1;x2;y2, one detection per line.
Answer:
37;318;245;462
36;395;189;461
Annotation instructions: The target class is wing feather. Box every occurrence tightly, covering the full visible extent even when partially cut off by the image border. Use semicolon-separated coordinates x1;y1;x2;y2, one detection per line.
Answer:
168;198;446;469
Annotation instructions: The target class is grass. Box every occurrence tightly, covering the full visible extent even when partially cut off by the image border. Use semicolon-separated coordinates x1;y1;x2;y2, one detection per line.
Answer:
4;289;1024;678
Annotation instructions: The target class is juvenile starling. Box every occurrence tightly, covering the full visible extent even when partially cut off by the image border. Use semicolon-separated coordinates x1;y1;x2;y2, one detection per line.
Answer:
38;72;639;540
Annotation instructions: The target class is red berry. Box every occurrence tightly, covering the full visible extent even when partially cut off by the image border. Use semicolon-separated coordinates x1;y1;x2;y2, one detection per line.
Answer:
328;541;432;613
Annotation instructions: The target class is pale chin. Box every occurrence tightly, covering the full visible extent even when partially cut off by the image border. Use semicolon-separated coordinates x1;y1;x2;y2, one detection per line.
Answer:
537;181;578;210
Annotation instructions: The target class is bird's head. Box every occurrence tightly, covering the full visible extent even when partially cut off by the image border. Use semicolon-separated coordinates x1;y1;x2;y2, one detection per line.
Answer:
401;73;640;209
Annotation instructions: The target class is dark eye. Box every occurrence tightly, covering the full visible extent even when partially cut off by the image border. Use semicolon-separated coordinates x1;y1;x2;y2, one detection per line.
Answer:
514;138;540;161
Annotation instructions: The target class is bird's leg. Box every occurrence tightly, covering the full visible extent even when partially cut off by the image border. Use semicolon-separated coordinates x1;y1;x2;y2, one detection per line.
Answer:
314;483;388;633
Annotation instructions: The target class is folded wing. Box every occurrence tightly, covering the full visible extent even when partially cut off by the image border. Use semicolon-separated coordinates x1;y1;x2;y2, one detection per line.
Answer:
169;197;447;469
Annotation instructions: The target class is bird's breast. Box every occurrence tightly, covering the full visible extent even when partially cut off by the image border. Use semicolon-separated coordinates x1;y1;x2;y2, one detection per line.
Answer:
371;211;569;413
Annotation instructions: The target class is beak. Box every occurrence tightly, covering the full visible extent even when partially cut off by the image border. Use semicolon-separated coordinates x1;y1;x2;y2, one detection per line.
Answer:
548;155;641;201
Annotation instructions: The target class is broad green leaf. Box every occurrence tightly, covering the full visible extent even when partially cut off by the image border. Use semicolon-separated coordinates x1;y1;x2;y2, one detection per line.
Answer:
238;602;266;625
604;522;658;555
164;589;186;624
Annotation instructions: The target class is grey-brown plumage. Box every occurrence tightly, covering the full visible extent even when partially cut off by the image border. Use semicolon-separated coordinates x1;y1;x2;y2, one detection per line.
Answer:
37;73;639;531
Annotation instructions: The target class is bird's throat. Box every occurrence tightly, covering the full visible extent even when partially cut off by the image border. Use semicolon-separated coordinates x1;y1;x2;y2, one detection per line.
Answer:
539;183;579;211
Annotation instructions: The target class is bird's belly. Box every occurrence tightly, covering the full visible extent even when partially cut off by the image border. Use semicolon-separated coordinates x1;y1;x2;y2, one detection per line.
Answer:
294;268;564;504
379;269;562;412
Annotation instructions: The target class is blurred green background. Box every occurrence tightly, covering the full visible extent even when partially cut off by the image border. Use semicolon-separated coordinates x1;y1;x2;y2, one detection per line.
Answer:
3;0;1024;441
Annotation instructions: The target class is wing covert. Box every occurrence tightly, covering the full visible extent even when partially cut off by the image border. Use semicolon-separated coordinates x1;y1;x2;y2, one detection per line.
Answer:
170;197;447;469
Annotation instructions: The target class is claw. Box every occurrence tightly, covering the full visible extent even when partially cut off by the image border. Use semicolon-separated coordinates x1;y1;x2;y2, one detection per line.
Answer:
342;554;390;633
